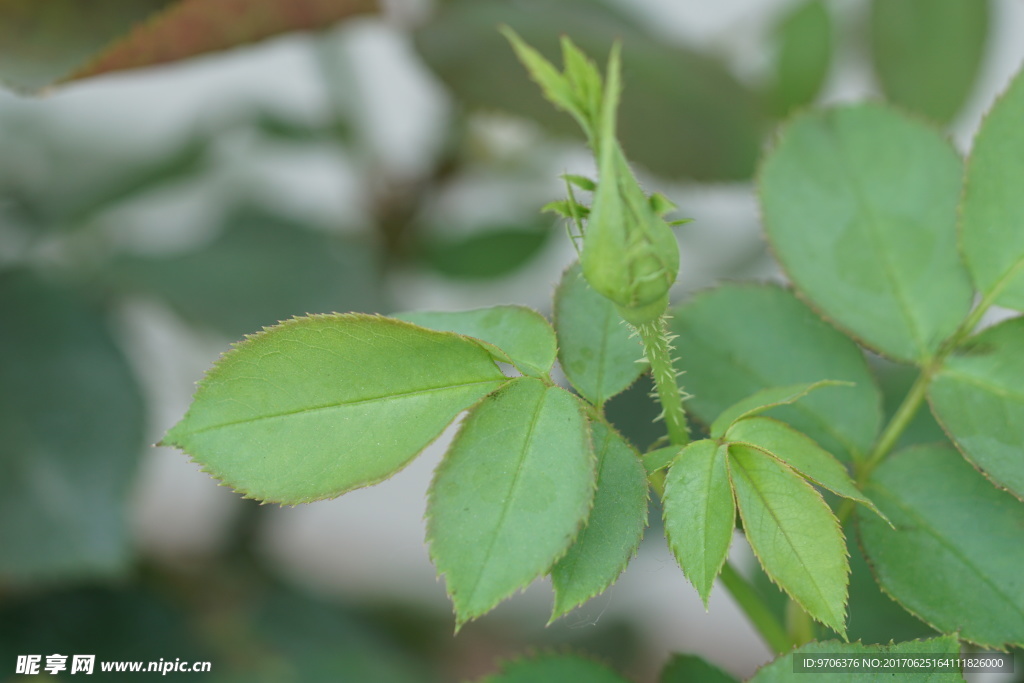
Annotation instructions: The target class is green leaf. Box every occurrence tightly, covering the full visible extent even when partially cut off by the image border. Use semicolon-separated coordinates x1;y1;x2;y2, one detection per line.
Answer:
759;104;973;363
0;271;144;580
670;284;881;462
415;0;763;181
749;635;963;682
710;380;850;439
871;0;989;124
480;653;630;683
660;654;737;683
729;446;849;637
960;67;1024;310
427;378;594;628
766;0;832;117
642;445;680;477
725;417;886;521
108;207;385;339
163;314;507;504
419;224;550;280
550;420;648;620
0;0;378;93
554;262;645;405
929;318;1024;499
663;440;735;607
395;305;557;378
859;445;1024;649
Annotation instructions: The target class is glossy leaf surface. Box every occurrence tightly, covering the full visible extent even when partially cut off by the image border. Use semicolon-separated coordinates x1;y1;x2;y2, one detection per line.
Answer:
871;0;988;123
859;445;1024;649
671;284;881;462
929;318;1024;499
663;440;734;607
760;104;973;362
960;66;1024;310
550;420;647;620
0;271;144;580
164;314;507;504
729;446;848;636
396;305;557;378
427;378;594;627
555;262;644;405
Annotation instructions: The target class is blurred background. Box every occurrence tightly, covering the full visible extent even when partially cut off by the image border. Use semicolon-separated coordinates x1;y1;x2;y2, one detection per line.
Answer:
2;0;1023;680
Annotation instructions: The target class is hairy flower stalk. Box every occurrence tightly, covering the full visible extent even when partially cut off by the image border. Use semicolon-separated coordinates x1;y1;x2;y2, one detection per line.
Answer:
635;317;690;446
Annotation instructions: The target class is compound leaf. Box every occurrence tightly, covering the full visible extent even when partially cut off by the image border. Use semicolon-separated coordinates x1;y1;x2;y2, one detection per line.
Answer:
396;305;557;378
729;446;849;637
759;104;973;363
427;378;594;628
555;261;645;405
929;318;1024;499
960;66;1024;311
550;419;648;620
871;0;989;124
671;284;881;462
663;440;735;607
859;445;1024;649
163;314;507;504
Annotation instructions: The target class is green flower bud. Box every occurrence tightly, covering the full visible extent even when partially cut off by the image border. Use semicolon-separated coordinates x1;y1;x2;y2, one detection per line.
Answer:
581;44;679;325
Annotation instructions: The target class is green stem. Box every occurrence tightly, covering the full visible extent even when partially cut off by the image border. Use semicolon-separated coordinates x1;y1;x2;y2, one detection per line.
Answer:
635;316;690;447
720;563;792;655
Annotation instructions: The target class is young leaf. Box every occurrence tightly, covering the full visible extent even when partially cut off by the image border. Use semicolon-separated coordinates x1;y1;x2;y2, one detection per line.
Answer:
859;445;1024;649
960;66;1024;311
671;284;881;462
660;654;738;683
480;653;630;683
750;635;962;682
725;417;887;522
427;378;595;628
759;104;973;363
710;380;851;438
729;446;849;637
395;305;557;378
0;271;144;580
929;317;1024;500
766;0;833;117
0;0;378;94
550;420;648;620
163;314;507;504
871;0;989;124
663;440;735;607
643;445;682;477
554;262;645;405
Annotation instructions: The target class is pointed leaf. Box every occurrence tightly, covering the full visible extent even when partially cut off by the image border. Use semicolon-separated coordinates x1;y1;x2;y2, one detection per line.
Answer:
0;0;378;94
395;305;557;378
960;66;1024;311
759;104;973;363
663;440;735;607
550;420;648;620
427;378;595;627
729;446;849;636
859;445;1024;649
163;314;507;504
726;417;886;521
554;262;645;405
766;0;833;117
481;653;630;683
642;445;681;477
0;271;144;580
710;380;850;438
871;0;989;124
671;284;881;462
660;654;738;683
929;317;1024;499
750;635;963;682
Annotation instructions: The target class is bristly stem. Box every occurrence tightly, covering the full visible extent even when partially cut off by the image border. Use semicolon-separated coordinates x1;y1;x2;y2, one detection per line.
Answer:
635;316;690;447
